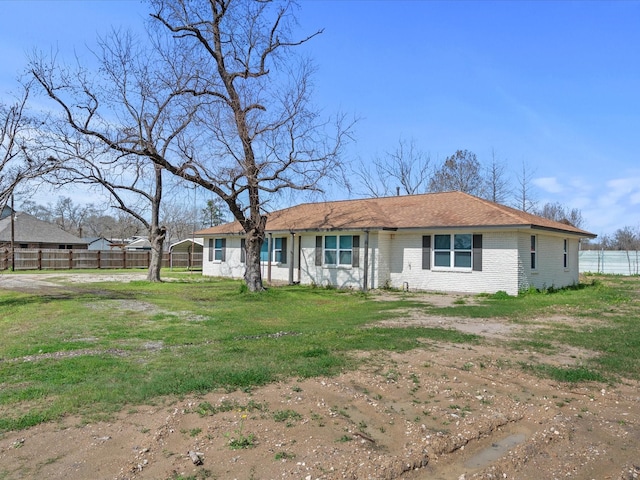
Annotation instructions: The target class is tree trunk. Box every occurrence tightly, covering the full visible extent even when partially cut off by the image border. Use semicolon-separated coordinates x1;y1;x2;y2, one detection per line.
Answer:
147;225;166;282
244;227;265;292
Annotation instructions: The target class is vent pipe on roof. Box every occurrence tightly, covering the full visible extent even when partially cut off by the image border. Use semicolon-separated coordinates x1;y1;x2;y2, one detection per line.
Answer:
396;186;400;196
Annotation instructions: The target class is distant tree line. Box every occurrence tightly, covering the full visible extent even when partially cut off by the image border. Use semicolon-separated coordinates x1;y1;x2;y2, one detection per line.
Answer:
18;195;226;246
582;226;640;251
355;140;585;228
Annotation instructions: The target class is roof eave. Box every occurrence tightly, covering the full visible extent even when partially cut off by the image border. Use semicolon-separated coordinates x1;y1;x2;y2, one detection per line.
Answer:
199;223;596;238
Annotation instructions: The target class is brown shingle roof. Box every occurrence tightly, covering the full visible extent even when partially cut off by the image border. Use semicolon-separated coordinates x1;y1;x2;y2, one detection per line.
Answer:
196;192;596;238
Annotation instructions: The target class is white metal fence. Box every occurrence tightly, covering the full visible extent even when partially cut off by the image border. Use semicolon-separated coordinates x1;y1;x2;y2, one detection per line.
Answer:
579;250;640;275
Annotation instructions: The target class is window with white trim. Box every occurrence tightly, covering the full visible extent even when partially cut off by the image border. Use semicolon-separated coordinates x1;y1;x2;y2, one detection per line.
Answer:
530;235;537;270
563;239;568;269
434;234;472;268
434;234;451;267
324;235;353;265
454;234;472;267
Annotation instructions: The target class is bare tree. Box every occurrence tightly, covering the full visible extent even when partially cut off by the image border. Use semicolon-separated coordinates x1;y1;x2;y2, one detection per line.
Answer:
81;212;125;238
111;210;147;241
356;138;430;197
514;161;537;212
484;148;510;203
147;0;354;291
160;200;197;245
1;81;48;210
612;226;640;275
613;226;640;251
19;198;53;222
536;201;584;229
50;197;100;235
19;195;148;239
429;149;485;196
30;28;198;282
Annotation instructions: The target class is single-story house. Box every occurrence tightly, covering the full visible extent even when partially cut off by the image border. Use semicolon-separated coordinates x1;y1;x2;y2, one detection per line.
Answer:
0;209;88;250
124;236;152;251
83;237;117;250
195;191;596;295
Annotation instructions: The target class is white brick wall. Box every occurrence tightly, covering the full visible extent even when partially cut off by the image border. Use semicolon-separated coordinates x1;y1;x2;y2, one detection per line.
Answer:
376;232;391;289
298;232;374;289
202;236;245;279
202;229;582;295
386;231;520;295
518;233;579;292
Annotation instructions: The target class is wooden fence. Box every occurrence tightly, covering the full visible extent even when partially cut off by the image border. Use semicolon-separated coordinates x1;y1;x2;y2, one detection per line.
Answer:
0;248;203;271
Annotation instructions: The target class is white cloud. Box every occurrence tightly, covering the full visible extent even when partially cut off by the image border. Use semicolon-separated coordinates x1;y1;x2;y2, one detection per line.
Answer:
570;196;592;209
605;176;640;193
582;175;640;233
533;176;564;194
568;177;593;193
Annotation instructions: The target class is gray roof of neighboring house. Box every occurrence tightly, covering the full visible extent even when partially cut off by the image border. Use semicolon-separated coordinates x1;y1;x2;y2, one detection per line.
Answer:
125;237;152;250
83;237;116;250
0;211;87;245
0;205;13;220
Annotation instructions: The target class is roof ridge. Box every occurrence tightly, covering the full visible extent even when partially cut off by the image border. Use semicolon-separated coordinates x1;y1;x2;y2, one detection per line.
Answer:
464;193;533;224
279;191;455;209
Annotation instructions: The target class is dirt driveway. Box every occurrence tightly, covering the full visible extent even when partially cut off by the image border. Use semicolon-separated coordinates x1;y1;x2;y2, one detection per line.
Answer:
0;274;639;480
0;271;148;292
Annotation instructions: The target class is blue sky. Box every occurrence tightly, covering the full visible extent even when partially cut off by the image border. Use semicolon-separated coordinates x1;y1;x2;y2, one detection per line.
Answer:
1;0;639;237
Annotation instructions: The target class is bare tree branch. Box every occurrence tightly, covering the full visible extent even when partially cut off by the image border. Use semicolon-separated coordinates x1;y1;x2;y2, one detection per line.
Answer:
146;0;355;291
484;148;510;203
1;80;51;210
355;137;431;198
513;160;537;212
29;28;200;281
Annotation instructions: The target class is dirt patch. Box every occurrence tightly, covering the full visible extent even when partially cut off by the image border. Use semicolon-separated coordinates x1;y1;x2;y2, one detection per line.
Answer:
378;313;517;340
1;346;638;479
372;290;480;308
0;272;148;293
1;276;639;479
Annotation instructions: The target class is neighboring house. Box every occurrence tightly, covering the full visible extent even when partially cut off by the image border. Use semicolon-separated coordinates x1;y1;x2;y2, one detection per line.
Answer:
0;209;88;250
83;237;117;250
0;205;12;220
196;192;596;295
124;236;151;251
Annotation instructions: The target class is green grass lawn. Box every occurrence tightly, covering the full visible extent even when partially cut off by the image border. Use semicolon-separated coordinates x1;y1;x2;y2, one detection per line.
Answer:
0;274;474;432
1;272;638;433
422;274;640;383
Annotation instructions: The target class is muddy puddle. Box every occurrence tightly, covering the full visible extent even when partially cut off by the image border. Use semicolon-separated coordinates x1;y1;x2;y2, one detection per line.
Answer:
463;433;526;468
406;429;528;479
